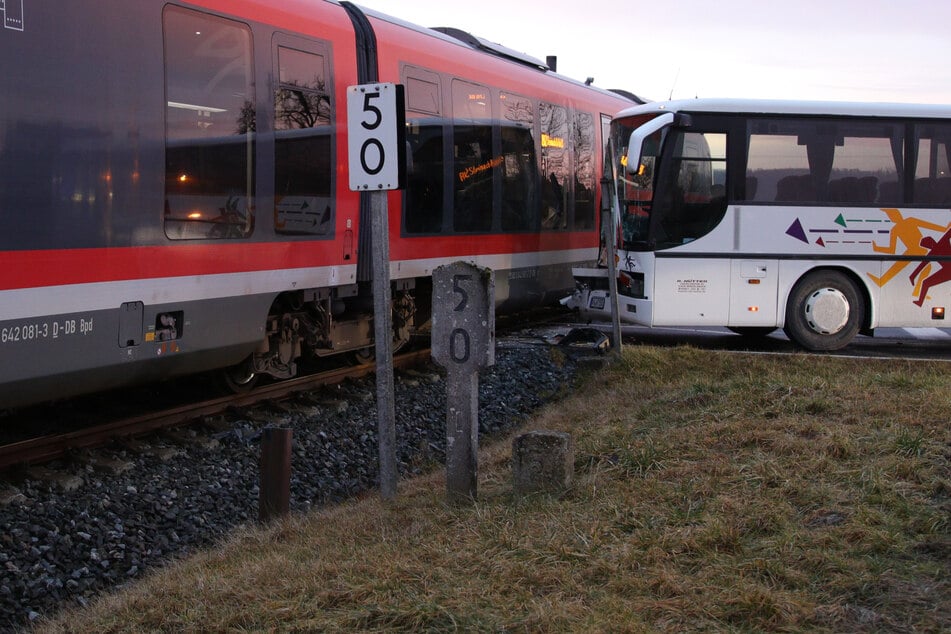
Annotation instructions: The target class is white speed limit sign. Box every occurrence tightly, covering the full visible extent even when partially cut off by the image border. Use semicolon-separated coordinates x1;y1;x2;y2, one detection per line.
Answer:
347;83;406;191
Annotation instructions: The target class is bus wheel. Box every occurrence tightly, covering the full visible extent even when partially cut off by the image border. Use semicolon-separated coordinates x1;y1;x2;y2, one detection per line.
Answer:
222;356;259;393
784;271;864;351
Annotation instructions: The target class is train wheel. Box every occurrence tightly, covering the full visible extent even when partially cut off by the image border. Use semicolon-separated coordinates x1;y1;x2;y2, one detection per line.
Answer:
350;347;375;366
222;356;259;393
349;330;410;366
783;271;864;351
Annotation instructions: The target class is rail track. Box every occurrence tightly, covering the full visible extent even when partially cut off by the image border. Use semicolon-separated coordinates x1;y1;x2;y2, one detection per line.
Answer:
0;348;434;472
0;308;575;473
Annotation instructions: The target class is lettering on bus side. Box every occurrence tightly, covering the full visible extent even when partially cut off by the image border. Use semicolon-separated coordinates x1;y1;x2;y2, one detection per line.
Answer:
676;279;708;294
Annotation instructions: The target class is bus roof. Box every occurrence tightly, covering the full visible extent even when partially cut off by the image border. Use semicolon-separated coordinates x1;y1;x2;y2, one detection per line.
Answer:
613;98;951;121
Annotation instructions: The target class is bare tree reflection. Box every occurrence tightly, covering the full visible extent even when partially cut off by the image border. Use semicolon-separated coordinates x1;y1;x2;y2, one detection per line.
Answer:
276;80;331;130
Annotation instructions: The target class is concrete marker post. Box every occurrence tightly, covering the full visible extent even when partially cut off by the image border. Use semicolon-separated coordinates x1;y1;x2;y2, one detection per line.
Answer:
431;262;495;503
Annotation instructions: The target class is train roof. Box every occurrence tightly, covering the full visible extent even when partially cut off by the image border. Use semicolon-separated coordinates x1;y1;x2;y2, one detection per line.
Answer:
354;3;640;103
614;98;951;121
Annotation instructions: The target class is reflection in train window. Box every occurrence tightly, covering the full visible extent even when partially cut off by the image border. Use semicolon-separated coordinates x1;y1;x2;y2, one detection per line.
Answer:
540;102;569;230
274;46;334;236
452;80;493;233
404;71;445;234
574;111;596;230
163;6;255;240
500;92;538;232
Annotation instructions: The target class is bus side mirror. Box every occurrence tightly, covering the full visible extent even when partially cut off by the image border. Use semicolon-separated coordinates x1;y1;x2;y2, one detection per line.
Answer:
624;111;676;175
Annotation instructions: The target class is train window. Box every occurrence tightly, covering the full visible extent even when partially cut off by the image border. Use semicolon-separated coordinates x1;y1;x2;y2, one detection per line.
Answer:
274;46;334;236
500;93;537;232
452;80;493;233
404;71;445;234
163;7;255;240
574;111;597;230
540;102;569;230
406;76;441;116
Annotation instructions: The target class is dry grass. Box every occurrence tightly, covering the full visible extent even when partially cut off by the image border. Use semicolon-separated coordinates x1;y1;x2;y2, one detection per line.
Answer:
37;347;950;633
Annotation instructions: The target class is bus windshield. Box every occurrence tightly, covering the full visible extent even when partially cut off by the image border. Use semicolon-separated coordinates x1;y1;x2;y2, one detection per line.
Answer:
613;117;728;249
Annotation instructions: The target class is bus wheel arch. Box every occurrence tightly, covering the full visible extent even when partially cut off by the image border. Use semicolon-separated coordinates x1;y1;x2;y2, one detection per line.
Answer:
783;268;868;351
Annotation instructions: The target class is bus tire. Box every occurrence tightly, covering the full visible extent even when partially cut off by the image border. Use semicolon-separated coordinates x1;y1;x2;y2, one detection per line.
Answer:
784;271;864;351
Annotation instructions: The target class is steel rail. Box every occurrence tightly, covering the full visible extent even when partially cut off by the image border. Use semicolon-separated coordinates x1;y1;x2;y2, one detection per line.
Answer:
0;348;434;470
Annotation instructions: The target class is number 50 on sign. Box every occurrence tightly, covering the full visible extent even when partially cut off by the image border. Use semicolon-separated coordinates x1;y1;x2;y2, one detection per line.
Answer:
347;83;406;191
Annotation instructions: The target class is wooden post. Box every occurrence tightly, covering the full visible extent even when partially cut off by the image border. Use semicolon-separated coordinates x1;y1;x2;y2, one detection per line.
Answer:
259;426;292;522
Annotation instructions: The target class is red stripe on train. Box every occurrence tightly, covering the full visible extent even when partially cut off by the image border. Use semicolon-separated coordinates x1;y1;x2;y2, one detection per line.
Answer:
1;230;597;291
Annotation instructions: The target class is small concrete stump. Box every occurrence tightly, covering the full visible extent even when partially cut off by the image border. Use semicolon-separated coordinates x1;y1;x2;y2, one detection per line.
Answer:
512;430;574;495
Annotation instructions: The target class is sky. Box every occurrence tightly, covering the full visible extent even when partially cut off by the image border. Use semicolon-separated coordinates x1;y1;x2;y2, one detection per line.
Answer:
354;0;951;105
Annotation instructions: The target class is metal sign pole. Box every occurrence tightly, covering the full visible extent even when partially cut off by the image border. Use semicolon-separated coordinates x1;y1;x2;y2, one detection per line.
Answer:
347;83;406;500
605;142;623;355
370;190;397;499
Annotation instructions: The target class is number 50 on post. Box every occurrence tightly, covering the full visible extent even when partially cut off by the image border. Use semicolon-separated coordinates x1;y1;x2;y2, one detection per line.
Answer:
346;83;406;191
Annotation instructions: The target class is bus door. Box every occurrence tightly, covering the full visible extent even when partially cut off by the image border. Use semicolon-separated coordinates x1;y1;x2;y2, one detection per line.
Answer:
623;115;734;326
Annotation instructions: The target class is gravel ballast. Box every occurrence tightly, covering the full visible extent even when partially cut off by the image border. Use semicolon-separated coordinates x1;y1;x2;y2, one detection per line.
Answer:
0;342;584;631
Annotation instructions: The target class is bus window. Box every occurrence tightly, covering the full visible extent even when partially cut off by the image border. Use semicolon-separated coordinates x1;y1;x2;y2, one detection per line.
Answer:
828;123;901;203
913;124;951;205
654;130;727;248
746;130;810;202
747;118;901;204
613;119;659;248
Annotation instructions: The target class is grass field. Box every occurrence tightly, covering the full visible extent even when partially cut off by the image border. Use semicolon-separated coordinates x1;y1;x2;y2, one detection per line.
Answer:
38;346;950;632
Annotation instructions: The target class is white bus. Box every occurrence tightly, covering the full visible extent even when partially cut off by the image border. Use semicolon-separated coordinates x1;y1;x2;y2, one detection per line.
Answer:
566;99;951;350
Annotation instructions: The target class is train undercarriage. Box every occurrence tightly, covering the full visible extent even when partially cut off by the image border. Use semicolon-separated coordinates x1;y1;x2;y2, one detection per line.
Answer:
224;281;424;390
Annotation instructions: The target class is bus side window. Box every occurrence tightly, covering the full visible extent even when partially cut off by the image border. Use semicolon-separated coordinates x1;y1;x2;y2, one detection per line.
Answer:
913;123;951;205
659;131;727;245
747;118;901;205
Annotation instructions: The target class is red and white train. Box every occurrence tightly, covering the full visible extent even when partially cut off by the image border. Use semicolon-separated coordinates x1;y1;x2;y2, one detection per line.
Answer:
0;0;635;410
